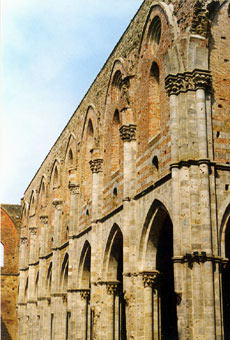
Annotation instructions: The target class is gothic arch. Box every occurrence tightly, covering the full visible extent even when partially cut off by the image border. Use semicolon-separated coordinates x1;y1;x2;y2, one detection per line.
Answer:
139;199;178;340
65;134;77;169
78;241;91;289
103;224;123;281
46;262;52;296
219;202;230;339
60;253;69;293
29;190;37;217
105;58;127;108
38;176;47;208
50;159;61;190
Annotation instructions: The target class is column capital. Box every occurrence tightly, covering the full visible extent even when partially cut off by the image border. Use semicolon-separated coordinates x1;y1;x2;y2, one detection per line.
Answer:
105;281;120;295
119;124;136;142
141;271;160;289
40;215;48;225
89;159;103;173
80;289;90;300
52;199;63;208
68;183;80;195
165;69;212;96
29;227;37;235
21;237;28;245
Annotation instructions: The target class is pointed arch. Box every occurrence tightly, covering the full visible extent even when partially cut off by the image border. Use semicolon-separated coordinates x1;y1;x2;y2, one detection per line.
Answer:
78;241;91;289
29;190;37;216
65;133;77;169
38;176;47;207
50;159;61;189
60;253;69;293
46;262;52;295
103;224;123;281
219;203;230;339
139;198;178;339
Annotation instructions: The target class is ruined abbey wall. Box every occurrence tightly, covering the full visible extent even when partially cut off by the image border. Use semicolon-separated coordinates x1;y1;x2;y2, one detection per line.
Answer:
18;1;230;339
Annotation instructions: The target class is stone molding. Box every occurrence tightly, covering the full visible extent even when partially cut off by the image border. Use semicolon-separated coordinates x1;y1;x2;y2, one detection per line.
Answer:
89;159;103;173
165;69;212;96
119;124;136;142
68;183;80;195
141;271;160;289
40;215;48;225
172;252;229;269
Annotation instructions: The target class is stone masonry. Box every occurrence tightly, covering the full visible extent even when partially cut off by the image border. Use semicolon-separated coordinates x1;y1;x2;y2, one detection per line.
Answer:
18;1;230;339
1;204;21;340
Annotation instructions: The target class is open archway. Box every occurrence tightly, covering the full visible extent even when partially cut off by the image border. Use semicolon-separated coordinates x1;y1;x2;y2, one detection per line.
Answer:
79;241;91;340
221;212;230;339
104;224;126;340
141;201;178;340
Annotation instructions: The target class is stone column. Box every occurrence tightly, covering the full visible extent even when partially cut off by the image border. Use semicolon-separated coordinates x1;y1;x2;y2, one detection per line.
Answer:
38;215;49;339
51;199;64;340
89;153;104;340
67;184;80;340
27;226;38;340
89;155;103;221
68;183;80;236
141;271;160;340
105;282;119;340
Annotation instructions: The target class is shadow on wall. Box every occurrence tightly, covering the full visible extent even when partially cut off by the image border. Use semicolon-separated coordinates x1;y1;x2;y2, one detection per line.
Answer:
1;317;12;340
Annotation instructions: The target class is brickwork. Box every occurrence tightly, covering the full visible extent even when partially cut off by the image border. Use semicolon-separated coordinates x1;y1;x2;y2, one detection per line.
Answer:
1;205;21;340
18;1;230;339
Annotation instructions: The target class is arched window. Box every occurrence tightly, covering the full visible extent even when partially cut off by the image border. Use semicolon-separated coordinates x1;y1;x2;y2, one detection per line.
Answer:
148;62;160;138
111;70;122;103
148;16;161;53
87;119;94;153
53;166;59;188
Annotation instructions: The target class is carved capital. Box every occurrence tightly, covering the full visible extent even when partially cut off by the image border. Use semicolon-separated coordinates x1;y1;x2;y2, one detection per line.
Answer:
191;1;210;37
21;237;28;245
40;215;48;225
29;227;37;235
68;183;80;195
89;159;103;173
106;282;119;295
165;69;212;96
80;290;90;300
141;271;160;289
193;70;212;90
119;124;136;142
52;199;62;209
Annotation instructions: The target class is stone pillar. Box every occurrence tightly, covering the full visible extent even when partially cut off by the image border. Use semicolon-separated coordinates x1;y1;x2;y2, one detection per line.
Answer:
51;199;64;340
105;282;119;340
142;271;160;340
38;215;49;339
89;155;103;221
68;183;80;236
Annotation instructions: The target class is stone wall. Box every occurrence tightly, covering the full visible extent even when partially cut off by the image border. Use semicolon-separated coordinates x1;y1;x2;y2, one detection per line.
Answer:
1;205;21;340
18;1;230;339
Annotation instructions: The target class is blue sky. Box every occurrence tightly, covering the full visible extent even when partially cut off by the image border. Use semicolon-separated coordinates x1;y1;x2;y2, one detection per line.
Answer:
1;0;143;204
